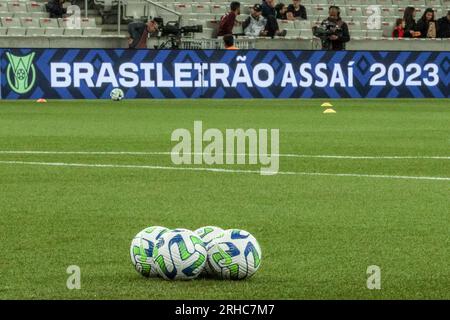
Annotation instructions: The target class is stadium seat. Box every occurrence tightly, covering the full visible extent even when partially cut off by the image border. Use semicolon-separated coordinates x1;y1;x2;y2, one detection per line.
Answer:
83;27;102;35
124;2;148;20
0;3;7;13
192;4;210;14
294;20;311;29
27;2;45;13
45;27;64;36
7;2;27;13
39;17;59;28
173;4;192;14
20;16;39;28
278;20;295;29
210;4;226;15
7;26;26;35
26;27;45;35
285;29;301;38
59;18;83;35
1;16;21;28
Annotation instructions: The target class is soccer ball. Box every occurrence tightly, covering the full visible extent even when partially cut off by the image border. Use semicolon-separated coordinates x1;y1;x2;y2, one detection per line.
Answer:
153;229;207;280
130;226;169;277
206;229;262;280
110;88;124;101
195;226;225;276
195;226;225;246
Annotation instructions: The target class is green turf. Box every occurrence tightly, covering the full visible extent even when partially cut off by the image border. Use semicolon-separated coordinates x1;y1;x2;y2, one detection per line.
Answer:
0;99;449;299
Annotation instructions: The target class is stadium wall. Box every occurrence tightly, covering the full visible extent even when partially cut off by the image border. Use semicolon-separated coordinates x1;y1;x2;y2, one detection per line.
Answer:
1;48;448;99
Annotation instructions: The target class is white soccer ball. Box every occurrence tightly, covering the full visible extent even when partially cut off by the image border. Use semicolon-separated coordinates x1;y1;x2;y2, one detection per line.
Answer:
110;88;124;101
130;226;169;277
206;229;262;280
195;226;225;276
153;229;207;280
195;226;225;246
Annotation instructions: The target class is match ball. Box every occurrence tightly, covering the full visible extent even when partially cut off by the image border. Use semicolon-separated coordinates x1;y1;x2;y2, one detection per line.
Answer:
130;226;169;277
110;88;124;101
153;229;207;280
195;226;225;246
195;226;225;276
206;229;262;280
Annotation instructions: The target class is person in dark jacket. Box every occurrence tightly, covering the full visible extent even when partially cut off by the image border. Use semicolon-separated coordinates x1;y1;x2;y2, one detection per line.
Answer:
403;6;420;38
416;8;438;38
437;10;450;38
217;1;241;37
128;20;158;49
46;0;67;19
316;6;350;50
275;3;288;20
287;0;307;20
261;0;287;37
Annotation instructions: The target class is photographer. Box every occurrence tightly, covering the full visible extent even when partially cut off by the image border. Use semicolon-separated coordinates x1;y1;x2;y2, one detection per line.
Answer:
46;0;67;19
313;6;350;50
128;20;158;49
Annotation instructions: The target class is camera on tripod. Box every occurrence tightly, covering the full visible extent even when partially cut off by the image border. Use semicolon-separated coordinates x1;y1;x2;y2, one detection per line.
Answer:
153;17;203;48
313;21;343;39
312;20;344;50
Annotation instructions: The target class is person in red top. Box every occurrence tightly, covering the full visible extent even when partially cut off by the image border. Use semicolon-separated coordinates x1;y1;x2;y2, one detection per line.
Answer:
392;18;405;38
217;1;241;37
128;20;158;49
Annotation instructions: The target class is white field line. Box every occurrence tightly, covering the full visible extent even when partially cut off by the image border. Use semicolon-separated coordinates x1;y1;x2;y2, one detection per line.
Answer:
0;160;449;182
0;150;449;160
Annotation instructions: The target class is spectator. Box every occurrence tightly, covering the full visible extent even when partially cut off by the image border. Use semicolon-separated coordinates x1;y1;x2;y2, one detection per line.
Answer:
287;0;307;20
316;6;350;50
437;10;450;38
223;34;239;49
46;0;67;19
392;18;405;38
403;6;420;38
243;4;267;37
261;0;287;37
275;3;288;20
128;20;158;49
218;1;241;37
416;8;438;38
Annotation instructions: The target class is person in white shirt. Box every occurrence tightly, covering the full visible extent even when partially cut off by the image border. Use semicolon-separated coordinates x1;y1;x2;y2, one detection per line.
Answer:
242;4;268;36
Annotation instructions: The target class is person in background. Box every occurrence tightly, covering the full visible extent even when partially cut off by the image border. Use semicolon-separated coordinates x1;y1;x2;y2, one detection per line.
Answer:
218;1;241;37
46;0;67;19
287;0;307;20
416;8;438;38
261;0;287;37
392;18;405;38
275;3;288;20
223;34;239;49
403;6;420;38
128;20;158;49
437;10;450;38
243;4;268;36
316;6;350;50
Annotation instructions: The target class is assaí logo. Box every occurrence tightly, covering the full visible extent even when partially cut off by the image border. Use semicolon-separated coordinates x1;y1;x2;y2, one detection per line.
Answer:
6;52;36;94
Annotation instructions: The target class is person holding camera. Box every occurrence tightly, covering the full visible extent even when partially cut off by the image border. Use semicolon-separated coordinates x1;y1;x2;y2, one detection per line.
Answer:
128;20;158;49
313;6;350;50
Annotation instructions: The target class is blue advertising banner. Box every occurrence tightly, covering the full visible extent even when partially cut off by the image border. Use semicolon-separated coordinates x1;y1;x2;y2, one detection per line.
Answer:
0;49;449;99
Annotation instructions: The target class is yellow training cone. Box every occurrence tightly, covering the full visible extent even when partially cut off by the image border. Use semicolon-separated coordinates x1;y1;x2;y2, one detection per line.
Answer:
323;108;336;114
321;102;333;108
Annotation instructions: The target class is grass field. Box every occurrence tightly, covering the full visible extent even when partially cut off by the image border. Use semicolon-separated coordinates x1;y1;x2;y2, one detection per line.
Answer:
0;99;449;300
